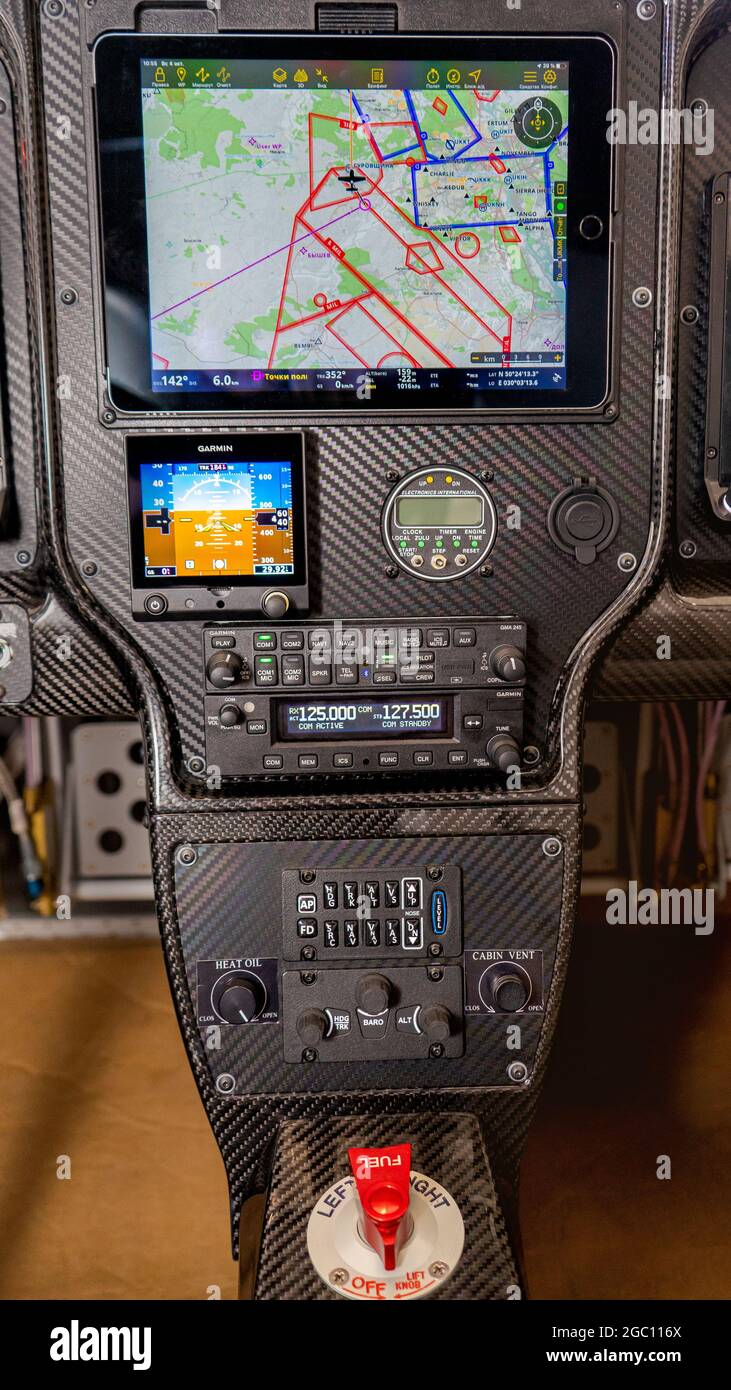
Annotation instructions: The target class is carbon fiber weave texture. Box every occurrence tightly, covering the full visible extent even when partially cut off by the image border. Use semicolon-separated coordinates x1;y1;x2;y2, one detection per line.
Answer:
254;1112;519;1300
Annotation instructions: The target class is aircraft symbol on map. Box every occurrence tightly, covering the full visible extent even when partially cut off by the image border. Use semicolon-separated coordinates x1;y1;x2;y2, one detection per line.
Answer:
338;166;367;192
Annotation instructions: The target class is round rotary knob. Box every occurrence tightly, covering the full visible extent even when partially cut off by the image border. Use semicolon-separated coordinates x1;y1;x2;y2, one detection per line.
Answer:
486;733;521;773
212;972;267;1024
479;963;532;1013
206;650;248;689
296;1008;329;1046
420;1004;452;1043
489;644;526;682
261;590;290;619
218;703;243;727
356;973;393;1015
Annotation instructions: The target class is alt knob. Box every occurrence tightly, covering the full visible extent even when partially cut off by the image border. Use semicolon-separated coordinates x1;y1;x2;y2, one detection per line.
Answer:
489;644;526;682
486;733;521;773
206;650;248;689
479;963;531;1014
261;590;290;619
212;971;267;1024
420;1004;452;1043
356;973;392;1015
296;1008;329;1046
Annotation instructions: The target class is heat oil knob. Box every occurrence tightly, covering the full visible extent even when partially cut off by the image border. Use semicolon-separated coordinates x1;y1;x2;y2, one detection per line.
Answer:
296;1008;329;1046
212;971;267;1024
486;733;521;773
420;1004;452;1043
356;973;393;1015
206;650;249;689
489;644;526;682
479;963;532;1013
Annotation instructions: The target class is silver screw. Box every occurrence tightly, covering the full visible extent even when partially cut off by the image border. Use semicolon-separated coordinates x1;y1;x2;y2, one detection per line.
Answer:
329;1268;349;1286
542;836;562;858
679;540;697;559
618;552;637;572
637;0;656;19
680;304;699;325
177;844;197;867
215;1073;235;1094
522;745;541;765
429;1261;449;1278
187;756;206;775
508;1061;529;1083
632;286;652;308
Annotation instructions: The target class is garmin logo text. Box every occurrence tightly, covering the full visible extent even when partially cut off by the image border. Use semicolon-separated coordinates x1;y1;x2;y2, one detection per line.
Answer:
198;444;233;452
50;1321;151;1371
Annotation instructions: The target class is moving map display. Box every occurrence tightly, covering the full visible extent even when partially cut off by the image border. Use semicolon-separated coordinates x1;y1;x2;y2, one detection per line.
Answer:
139;55;570;403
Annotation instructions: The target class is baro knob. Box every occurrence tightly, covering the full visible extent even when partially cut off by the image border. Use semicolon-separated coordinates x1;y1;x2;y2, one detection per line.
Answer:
479;963;532;1013
356;973;393;1015
296;1008;329;1046
206;650;248;689
212;971;267;1024
486;733;521;773
261;590;290;619
420;1004;452;1043
489;644;526;682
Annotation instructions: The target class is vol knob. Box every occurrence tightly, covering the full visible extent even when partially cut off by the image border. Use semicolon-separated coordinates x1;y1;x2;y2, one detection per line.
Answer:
489;644;526;682
212;972;267;1024
479;963;531;1013
356;973;392;1015
420;1004;452;1043
296;1008;329;1046
219;702;243;727
486;733;521;773
206;650;248;689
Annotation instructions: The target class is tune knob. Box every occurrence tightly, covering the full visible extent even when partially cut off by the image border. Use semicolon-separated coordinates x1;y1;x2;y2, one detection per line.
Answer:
296;1008;329;1046
420;1004;452;1043
489;644;526;682
356;973;393;1015
479;963;532;1013
486;733;521;773
261;590;290;619
206;650;248;689
212;972;267;1024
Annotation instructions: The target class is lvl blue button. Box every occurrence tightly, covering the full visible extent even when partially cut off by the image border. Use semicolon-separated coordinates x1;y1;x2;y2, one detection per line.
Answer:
431;889;448;935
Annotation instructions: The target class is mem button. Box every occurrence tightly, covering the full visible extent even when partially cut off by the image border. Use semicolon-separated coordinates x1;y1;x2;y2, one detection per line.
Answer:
298;753;319;769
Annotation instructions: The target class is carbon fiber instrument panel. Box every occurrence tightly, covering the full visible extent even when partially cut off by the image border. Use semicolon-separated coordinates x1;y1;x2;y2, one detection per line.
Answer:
33;0;662;793
254;1113;519;1300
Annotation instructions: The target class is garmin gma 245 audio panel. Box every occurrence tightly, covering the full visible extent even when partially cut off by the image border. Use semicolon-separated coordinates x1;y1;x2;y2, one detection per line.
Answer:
95;34;614;415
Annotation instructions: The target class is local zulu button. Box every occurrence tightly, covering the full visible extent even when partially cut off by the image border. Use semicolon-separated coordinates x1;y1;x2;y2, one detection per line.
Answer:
402;915;423;950
297;918;317;938
323;920;339;948
365;920;380;946
385;919;400;947
323;881;338;909
344;920;359;947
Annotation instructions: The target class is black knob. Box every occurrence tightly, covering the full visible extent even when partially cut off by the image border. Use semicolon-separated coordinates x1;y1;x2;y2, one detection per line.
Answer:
486;733;521;773
206;650;248;689
479;963;531;1013
219;702;243;727
356;973;392;1015
489;644;526;683
296;1008;329;1046
261;590;290;619
420;1003;452;1042
213;972;267;1024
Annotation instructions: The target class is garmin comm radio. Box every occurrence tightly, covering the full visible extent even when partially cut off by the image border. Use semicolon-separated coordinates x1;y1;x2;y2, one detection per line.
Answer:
95;34;614;414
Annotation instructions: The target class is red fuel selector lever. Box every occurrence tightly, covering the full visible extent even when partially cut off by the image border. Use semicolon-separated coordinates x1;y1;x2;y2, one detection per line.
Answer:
348;1143;413;1271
